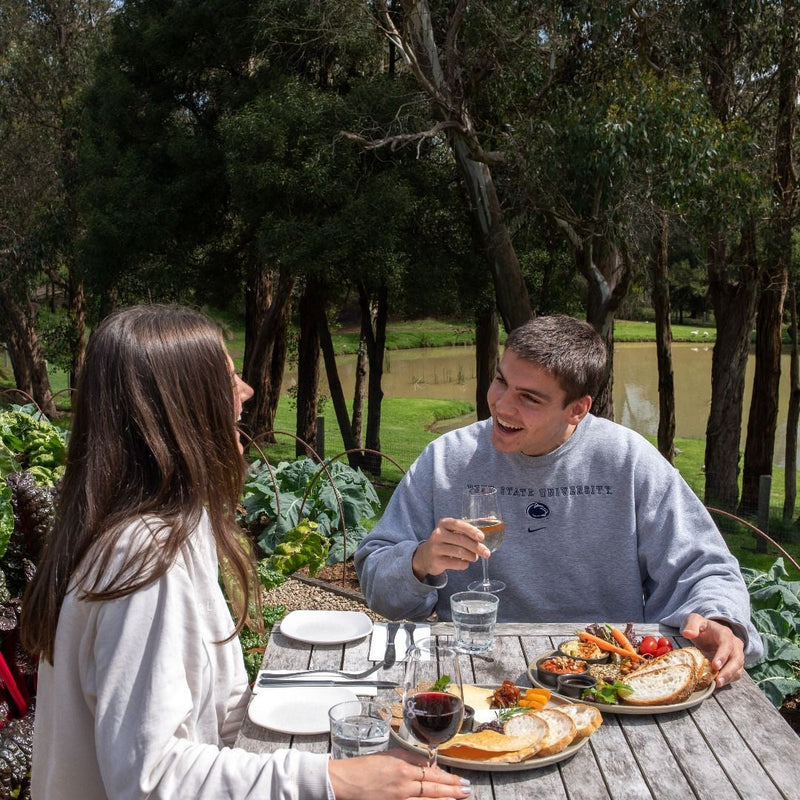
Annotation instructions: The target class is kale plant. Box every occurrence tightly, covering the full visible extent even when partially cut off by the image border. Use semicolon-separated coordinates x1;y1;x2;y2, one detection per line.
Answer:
241;457;380;566
743;559;800;708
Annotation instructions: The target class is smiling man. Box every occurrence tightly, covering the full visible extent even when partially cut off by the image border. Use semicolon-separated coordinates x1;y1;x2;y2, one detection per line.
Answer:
355;315;762;686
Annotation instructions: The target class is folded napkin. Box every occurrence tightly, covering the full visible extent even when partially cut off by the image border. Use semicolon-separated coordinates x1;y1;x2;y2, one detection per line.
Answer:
252;670;378;697
368;622;431;663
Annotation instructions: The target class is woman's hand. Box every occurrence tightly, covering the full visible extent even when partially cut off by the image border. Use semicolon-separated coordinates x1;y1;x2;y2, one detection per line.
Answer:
328;748;471;800
411;518;489;581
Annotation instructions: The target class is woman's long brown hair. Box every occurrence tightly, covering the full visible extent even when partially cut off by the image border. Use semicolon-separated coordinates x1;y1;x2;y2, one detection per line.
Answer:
21;305;262;663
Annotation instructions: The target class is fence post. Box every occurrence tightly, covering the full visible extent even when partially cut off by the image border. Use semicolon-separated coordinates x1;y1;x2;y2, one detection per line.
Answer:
756;475;770;554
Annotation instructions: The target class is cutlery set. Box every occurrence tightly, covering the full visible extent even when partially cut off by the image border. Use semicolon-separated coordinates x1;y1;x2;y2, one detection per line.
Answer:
257;621;417;688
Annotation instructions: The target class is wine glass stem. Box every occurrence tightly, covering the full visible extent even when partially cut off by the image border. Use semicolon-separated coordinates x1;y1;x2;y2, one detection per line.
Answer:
481;556;491;589
428;747;437;767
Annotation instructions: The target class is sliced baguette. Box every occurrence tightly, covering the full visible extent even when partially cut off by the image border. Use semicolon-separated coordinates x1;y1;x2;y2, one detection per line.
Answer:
528;708;577;755
621;663;696;706
555;703;603;739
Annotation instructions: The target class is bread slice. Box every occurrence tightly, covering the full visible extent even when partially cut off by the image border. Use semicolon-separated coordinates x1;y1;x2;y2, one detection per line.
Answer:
527;708;577;755
555;703;603;739
501;712;548;743
621;663;696;706
681;646;716;689
627;647;698;681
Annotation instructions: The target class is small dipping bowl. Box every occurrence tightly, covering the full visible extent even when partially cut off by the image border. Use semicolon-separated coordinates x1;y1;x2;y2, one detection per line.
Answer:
557;673;598;699
535;654;590;688
556;639;611;665
459;705;475;733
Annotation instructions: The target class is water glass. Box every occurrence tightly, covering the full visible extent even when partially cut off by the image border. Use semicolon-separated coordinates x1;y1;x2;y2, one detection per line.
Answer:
328;698;391;759
450;591;499;654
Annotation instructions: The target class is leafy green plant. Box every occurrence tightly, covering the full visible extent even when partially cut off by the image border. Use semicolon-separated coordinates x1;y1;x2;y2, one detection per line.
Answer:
743;559;800;708
240;457;380;565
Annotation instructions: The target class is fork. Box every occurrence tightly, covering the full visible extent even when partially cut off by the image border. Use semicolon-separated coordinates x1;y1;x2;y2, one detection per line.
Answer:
259;622;401;680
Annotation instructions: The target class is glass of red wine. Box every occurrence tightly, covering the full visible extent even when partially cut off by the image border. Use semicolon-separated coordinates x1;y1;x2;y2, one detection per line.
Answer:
401;639;464;767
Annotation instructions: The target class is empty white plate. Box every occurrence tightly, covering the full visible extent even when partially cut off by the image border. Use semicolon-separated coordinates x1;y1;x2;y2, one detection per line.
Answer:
279;610;373;645
247;686;359;734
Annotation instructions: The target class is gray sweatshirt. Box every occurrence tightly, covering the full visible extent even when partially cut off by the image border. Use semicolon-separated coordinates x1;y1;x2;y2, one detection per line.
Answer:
355;415;763;663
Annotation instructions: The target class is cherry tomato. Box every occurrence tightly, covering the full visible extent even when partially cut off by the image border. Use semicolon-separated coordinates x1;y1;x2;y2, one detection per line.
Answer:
654;645;672;657
657;637;673;652
639;636;658;656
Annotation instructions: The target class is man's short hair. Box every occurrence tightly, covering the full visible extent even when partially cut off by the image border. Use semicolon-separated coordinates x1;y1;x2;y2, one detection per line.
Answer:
505;315;608;403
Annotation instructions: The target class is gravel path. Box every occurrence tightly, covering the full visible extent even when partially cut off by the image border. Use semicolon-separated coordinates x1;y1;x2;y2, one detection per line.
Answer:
263;576;388;622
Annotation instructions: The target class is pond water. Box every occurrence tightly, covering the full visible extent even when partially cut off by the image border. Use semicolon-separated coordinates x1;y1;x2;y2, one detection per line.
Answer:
284;342;795;465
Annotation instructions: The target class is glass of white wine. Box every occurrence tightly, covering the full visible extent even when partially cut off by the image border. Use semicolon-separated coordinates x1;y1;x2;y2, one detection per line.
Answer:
462;486;505;592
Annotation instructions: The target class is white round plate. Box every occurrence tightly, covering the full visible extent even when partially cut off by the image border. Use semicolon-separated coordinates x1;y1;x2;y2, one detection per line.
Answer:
247;686;358;734
527;654;715;715
278;610;373;645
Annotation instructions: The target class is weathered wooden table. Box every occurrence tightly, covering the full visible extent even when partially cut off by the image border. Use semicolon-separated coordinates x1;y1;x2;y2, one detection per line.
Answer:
236;621;800;800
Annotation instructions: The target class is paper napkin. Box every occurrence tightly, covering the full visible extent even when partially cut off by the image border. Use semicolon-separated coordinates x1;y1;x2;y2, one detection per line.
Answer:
368;623;431;663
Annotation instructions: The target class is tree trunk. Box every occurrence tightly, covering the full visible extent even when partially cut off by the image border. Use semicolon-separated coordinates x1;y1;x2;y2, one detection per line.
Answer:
704;225;760;510
740;268;788;514
450;137;533;332
0;290;56;417
315;293;361;466
243;262;272;379
386;0;532;332
474;308;498;420
574;233;632;420
241;268;295;444
295;277;321;459
745;1;797;518
351;334;367;448
66;272;86;397
784;286;799;523
358;280;388;475
650;210;676;463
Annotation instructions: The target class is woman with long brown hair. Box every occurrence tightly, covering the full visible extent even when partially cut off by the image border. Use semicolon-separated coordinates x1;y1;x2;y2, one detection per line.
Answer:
21;305;469;800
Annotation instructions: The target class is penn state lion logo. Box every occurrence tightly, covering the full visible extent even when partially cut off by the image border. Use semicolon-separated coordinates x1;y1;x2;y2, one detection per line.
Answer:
526;501;550;520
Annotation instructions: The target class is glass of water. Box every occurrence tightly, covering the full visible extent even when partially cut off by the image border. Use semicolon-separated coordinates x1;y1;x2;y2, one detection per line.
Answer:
450;590;500;654
328;698;391;759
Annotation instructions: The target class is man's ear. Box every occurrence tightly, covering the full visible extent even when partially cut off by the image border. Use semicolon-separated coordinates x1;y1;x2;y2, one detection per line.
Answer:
566;395;592;425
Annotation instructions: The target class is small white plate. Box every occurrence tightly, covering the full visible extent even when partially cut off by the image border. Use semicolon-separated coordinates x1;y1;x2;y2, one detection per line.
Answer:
248;686;359;734
279;610;373;645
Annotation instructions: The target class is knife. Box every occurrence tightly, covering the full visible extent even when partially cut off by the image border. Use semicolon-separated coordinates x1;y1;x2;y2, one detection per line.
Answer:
384;621;401;668
257;678;400;688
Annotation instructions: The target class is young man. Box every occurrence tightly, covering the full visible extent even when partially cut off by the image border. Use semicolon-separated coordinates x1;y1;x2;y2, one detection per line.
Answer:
355;315;762;687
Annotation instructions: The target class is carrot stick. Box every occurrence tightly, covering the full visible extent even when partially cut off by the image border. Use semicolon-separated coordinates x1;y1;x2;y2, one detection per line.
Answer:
610;627;639;658
578;631;643;661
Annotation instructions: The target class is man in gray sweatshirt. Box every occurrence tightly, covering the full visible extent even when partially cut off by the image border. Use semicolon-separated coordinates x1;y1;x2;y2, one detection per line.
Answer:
355;314;762;687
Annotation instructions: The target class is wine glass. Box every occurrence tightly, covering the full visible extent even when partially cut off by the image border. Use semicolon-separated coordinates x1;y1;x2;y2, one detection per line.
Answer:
401;640;464;767
463;486;506;592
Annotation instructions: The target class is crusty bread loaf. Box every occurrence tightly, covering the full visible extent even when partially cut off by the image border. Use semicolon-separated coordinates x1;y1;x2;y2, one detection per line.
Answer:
528;708;577;755
555;703;603;738
621;663;696;706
